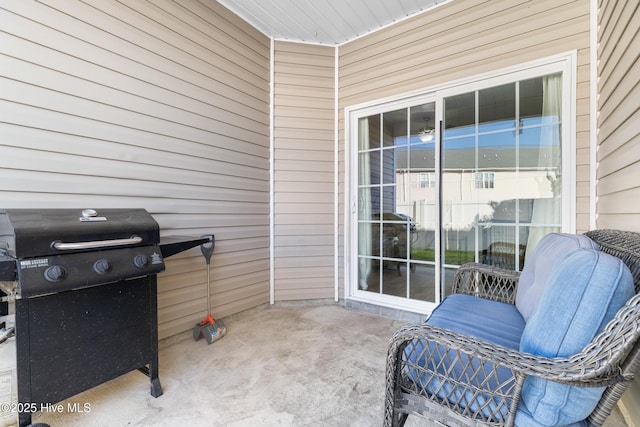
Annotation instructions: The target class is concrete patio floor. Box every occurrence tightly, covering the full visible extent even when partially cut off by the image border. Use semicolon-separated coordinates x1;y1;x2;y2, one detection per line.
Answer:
30;303;628;427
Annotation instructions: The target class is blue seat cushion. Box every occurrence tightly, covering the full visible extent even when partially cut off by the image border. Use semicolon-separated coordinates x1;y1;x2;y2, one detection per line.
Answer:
516;233;599;322
516;249;634;427
428;294;524;350
403;294;525;421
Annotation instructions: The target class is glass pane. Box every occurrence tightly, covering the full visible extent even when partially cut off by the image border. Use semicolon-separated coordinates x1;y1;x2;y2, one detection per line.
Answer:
478;132;516;169
358;187;379;220
383;108;407;147
520;77;544;121
479;83;516;132
444;92;475;132
409;264;436;302
358;255;377;291
358;151;378;186
442;266;458;297
479;225;520;270
358;222;375;257
442;92;476;269
382;149;397;185
410;103;436;145
381;268;406;298
359;115;380;150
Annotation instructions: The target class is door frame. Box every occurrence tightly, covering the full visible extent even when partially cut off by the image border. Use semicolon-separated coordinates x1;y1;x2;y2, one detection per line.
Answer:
344;51;577;315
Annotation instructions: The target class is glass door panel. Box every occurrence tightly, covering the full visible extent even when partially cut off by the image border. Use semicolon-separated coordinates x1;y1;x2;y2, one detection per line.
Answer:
357;103;437;303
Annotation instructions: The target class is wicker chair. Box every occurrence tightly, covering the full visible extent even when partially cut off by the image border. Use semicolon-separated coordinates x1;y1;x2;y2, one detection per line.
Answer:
385;229;640;427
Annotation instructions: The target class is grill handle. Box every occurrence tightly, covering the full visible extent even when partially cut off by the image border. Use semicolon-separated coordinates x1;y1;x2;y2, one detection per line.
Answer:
52;236;143;251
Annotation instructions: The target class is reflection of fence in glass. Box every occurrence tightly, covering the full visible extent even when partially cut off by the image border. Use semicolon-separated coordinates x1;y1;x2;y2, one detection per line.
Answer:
403;197;560;270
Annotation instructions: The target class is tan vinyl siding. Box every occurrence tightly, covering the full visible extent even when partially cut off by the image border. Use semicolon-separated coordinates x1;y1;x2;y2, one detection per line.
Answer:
0;0;271;339
338;0;592;295
596;0;640;422
273;41;335;301
596;0;640;232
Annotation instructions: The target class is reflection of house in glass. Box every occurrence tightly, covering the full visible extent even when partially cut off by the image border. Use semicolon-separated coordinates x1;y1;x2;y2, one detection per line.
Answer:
394;137;561;270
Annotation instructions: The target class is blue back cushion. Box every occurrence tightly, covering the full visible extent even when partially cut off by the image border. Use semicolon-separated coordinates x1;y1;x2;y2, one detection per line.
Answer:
516;249;634;427
516;233;599;321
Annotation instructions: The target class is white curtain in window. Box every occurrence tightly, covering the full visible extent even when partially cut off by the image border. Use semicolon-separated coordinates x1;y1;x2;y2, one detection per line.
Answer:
526;73;562;262
358;118;372;290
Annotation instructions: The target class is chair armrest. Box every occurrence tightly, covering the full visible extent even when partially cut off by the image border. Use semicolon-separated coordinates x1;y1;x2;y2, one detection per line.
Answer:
451;262;520;304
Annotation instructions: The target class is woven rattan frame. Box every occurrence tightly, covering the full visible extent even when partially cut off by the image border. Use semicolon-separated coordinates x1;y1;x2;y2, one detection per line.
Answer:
384;229;640;427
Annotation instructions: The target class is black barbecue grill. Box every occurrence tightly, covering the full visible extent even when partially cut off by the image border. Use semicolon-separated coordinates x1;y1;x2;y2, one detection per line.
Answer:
0;208;209;427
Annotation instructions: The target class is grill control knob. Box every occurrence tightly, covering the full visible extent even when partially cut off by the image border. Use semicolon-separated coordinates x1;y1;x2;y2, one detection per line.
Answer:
44;265;67;282
133;254;149;269
93;259;112;274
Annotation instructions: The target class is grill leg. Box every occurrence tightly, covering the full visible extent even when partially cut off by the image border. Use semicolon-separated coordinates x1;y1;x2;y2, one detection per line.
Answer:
148;278;163;398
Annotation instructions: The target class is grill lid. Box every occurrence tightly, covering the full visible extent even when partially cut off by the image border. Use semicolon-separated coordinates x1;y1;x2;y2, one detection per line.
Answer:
0;208;160;259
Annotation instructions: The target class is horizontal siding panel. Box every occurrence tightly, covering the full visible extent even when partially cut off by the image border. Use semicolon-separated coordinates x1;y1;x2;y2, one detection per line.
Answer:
276;256;334;268
596;190;640;213
276;149;334;162
274;224;332;235
0;0;270;340
274;203;334;215
275;245;333;258
275;281;333;301
277;94;336;109
275;234;334;247
273;42;335;301
597;162;640;195
342;0;584;62
598;124;640;171
598;59;640;139
276;139;333;152
274;128;334;140
274;83;334;99
274;214;334;226
274;193;333;204
275;116;334;131
597;0;638;87
0;104;269;163
274;266;334;280
274;171;334;182
596;214;640;234
342;26;587;100
0;170;269;206
274;62;335;79
275;106;334;121
0;7;268;121
341;2;587;81
275;181;334;193
275;74;334;89
273;50;334;68
41;0;269;97
1;75;267;146
273;159;333;173
0;142;268;187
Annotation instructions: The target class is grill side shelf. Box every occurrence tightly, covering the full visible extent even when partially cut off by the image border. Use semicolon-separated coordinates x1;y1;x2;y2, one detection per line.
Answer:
159;235;213;259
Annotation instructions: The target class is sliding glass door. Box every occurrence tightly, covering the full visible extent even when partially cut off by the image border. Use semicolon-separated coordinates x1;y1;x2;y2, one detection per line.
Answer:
351;59;571;312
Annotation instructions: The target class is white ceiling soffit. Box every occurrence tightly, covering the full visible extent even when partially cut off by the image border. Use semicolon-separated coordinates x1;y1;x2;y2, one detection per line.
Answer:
216;0;446;46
